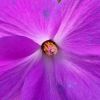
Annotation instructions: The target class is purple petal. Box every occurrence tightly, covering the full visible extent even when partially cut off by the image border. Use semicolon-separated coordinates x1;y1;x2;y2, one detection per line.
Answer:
0;0;69;43
54;0;100;98
0;35;39;75
0;35;39;61
21;59;44;100
54;55;100;100
59;3;100;56
54;0;100;44
0;64;25;99
69;53;100;81
0;50;41;99
21;57;62;100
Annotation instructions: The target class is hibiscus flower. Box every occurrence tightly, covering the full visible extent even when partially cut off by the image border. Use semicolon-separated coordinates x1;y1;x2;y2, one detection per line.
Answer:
0;0;100;100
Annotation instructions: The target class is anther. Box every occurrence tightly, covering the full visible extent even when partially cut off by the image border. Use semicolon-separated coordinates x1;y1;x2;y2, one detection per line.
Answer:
41;40;58;56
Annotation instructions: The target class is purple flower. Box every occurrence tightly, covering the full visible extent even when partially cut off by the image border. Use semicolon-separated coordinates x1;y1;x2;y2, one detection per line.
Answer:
0;0;100;99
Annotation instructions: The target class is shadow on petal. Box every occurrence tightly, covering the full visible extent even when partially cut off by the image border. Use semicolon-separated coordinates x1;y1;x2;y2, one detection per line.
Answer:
0;35;39;60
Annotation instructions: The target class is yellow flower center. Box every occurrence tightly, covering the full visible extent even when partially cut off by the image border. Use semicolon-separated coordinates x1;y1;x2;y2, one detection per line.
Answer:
41;40;58;56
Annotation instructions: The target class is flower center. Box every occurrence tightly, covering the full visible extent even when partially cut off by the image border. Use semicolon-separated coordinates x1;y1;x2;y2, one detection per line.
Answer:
41;40;58;56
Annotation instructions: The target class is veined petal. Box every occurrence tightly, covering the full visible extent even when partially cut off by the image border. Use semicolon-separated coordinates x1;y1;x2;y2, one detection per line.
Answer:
0;64;25;99
0;46;40;75
0;0;68;44
21;56;63;100
21;59;44;100
60;9;100;55
69;52;100;80
54;55;100;100
0;35;39;61
54;0;100;44
0;49;41;99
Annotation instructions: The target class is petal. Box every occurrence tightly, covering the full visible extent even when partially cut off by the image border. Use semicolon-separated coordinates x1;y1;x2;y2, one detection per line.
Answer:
54;0;100;44
69;53;100;80
0;50;41;99
0;0;69;44
60;8;100;56
54;55;100;100
21;57;62;100
0;46;40;76
0;63;25;99
0;35;39;61
21;59;44;100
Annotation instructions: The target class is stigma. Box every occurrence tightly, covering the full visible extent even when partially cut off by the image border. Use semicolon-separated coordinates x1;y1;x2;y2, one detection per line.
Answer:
41;40;58;56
